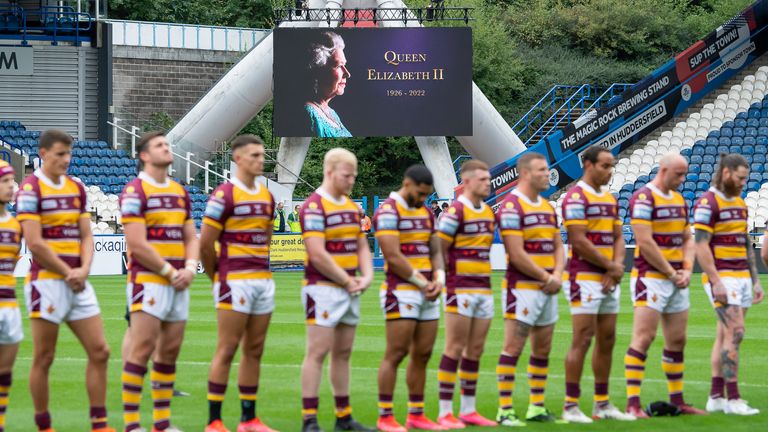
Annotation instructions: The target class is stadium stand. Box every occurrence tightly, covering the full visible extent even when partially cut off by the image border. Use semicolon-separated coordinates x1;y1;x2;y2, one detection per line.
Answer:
552;64;768;244
0;120;212;231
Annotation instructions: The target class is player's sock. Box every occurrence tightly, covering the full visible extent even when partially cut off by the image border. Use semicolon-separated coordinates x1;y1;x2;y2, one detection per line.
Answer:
34;411;51;431
378;393;394;418
564;382;580;411
408;394;425;416
662;349;685;406
710;376;725;399
496;353;519;410
151;362;176;430
207;381;227;424
302;397;319;422
726;381;740;400
335;395;352;419
239;384;258;422
122;362;147;431
459;357;479;415
594;382;609;409
90;406;108;430
0;373;10;432
438;354;459;416
527;356;549;407
624;347;646;409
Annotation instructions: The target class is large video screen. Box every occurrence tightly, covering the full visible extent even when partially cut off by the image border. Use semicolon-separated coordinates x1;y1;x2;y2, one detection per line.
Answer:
273;27;473;138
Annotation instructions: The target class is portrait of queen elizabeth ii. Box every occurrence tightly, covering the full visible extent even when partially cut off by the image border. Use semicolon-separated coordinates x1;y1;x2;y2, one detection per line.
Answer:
303;31;353;138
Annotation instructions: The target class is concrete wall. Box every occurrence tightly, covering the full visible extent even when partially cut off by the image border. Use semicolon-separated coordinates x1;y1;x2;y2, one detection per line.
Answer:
111;46;243;135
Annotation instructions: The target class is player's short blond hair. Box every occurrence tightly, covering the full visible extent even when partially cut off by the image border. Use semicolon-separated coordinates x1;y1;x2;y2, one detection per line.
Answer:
324;148;357;172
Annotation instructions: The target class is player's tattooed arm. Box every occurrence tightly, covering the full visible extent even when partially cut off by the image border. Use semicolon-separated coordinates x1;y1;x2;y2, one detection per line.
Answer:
695;229;712;243
695;229;724;299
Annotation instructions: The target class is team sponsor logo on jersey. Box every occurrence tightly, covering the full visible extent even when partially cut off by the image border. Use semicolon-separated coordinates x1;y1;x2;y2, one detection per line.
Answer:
16;194;38;213
565;203;585;220
377;213;398;230
147;198;162;209
304;214;325;231
500;212;521;230
694;207;712;224
524;215;539;225
41;199;58;210
121;197;142;215
233;204;252;216
399;220;414;230
632;203;653;220
586;205;602;216
205;200;225;219
437;214;459;235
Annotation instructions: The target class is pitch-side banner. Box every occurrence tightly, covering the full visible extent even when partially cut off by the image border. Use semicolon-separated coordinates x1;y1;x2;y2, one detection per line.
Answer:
488;0;768;204
273;27;473;137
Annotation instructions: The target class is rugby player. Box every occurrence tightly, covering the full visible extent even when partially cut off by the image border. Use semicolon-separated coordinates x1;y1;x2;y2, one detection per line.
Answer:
694;154;763;416
494;152;564;426
18;129;113;432
624;153;705;418
202;135;277;432
434;160;497;428
0;161;22;432
120;131;199;432
560;146;634;422
374;165;444;432
299;148;374;432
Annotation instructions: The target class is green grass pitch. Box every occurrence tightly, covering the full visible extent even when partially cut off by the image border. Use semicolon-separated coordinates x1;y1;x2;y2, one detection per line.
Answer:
3;272;767;431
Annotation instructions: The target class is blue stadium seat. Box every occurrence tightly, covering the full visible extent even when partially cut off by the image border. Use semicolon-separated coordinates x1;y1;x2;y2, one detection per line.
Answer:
683;191;695;202
746;127;758;137
700;172;711;182
760;118;768;127
748;118;760;128
719;137;732;146
688;164;701;174
748;181;760;191
732;137;744;146
706;137;719;146
690;155;704;164
744;137;756;146
709;130;721;138
720;127;732;137
749;172;762;182
703;155;716;165
692;146;705;156
681;148;692;158
736;112;748;121
696;181;709;191
686;173;699;182
683;181;696;191
742;145;754;155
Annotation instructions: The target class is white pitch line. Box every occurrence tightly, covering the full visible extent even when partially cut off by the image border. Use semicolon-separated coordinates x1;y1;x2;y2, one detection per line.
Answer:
14;356;768;389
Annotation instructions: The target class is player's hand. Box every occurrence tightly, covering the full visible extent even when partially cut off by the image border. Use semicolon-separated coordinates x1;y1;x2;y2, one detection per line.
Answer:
171;269;194;291
677;269;692;288
712;281;728;304
65;267;87;292
357;274;373;291
752;280;764;305
606;262;624;284
423;281;441;301
344;278;364;296
542;273;561;294
600;274;615;294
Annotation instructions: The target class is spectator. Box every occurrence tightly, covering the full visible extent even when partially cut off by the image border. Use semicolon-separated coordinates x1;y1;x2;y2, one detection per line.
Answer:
360;206;372;233
440;202;449;218
431;201;442;218
273;201;287;232
288;204;301;232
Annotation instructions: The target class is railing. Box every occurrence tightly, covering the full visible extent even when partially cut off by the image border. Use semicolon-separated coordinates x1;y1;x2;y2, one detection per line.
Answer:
512;85;583;144
0;4;92;45
586;83;634;111
0;4;28;44
104;19;269;52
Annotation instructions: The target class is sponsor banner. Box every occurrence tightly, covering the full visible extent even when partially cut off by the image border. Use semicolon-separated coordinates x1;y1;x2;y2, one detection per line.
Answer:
14;235;127;277
0;47;33;76
273;27;473;137
270;234;306;266
487;0;768;202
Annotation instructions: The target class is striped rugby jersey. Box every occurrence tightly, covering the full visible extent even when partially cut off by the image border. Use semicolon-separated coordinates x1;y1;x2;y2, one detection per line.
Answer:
693;187;750;280
373;191;435;292
496;189;559;290
203;177;275;282
628;183;689;279
120;172;192;286
16;169;89;282
437;195;494;294
299;188;363;287
562;181;621;279
0;214;20;307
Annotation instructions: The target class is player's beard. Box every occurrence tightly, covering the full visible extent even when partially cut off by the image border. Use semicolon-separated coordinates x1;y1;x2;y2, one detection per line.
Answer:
407;193;423;208
723;177;742;197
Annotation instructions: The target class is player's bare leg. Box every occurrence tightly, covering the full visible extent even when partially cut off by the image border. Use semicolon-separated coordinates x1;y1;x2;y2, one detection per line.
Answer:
495;319;529;427
237;313;273;430
660;310;704;414
329;323;370;431
711;306;754;415
122;311;162;431
525;325;556;422
437;313;471;423
29;318;59;430
624;307;659;418
68;315;111;430
590;314;631;420
207;309;249;429
149;320;186;429
378;319;416;431
563;314;596;421
456;318;494;426
405;320;439;430
301;325;334;430
0;342;19;432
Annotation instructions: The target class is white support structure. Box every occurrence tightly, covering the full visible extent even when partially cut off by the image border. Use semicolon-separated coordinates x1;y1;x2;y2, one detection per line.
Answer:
167;0;527;199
